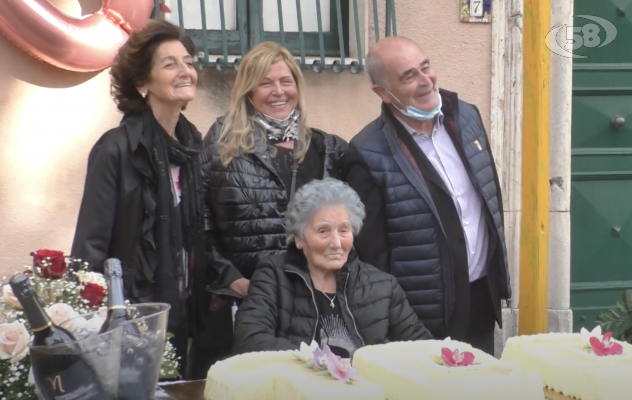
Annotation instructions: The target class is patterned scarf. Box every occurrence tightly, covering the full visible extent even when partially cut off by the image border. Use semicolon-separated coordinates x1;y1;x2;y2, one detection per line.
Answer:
253;109;301;142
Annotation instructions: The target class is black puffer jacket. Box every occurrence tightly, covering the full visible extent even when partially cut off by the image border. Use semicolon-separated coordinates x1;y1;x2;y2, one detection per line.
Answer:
232;246;434;355
200;117;348;288
347;89;509;338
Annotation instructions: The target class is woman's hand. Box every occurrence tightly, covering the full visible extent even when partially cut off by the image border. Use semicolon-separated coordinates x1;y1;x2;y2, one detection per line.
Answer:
229;278;250;297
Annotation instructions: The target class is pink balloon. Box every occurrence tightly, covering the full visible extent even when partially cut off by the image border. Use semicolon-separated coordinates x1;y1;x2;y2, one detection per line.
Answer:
104;0;157;33
0;0;155;73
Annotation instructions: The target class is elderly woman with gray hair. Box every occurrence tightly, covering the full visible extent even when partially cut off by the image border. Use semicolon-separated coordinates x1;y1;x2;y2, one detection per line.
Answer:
232;178;433;358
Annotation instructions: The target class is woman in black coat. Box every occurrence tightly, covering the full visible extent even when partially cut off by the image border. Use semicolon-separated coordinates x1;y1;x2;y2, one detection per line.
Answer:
233;178;433;357
71;20;206;377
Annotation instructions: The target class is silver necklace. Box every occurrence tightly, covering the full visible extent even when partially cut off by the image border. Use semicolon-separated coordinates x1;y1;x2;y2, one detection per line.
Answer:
314;284;336;308
319;290;336;308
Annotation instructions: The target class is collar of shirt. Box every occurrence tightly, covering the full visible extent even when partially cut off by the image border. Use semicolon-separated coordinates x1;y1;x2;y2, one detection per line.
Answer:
393;111;445;138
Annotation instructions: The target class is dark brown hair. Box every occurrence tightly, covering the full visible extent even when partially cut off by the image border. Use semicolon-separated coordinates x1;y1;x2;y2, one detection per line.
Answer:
110;20;197;114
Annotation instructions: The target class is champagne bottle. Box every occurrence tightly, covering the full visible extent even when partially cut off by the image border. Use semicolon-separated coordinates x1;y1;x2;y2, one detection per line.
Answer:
9;274;110;400
99;258;130;334
98;258;148;400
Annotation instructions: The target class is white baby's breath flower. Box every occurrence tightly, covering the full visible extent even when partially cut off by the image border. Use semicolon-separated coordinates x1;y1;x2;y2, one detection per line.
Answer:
76;271;106;289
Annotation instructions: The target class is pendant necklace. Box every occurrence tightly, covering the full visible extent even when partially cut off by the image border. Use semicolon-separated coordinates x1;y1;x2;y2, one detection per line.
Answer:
320;291;336;308
315;284;336;308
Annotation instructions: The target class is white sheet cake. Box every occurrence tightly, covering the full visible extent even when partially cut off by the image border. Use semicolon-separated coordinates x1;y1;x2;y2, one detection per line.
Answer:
204;349;385;400
353;339;545;400
501;332;632;400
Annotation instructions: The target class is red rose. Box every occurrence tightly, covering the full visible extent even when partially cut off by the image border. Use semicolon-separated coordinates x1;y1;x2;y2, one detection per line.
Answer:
31;249;67;279
81;283;106;307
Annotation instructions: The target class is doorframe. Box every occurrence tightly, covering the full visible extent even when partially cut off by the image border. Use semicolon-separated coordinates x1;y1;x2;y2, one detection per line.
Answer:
491;0;574;356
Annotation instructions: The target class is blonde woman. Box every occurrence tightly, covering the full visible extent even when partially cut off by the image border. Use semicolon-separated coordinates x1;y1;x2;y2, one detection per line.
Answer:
193;42;347;374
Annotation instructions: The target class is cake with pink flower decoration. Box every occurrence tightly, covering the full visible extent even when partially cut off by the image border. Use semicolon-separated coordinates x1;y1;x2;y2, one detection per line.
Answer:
352;338;545;400
204;341;385;400
501;326;632;400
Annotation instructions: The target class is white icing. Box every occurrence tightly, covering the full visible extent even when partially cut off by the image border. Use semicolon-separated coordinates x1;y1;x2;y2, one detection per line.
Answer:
204;350;384;400
501;332;632;400
414;353;488;372
353;340;544;400
559;341;632;362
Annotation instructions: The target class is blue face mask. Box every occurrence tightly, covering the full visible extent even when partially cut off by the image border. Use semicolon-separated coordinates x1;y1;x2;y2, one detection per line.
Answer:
384;88;442;121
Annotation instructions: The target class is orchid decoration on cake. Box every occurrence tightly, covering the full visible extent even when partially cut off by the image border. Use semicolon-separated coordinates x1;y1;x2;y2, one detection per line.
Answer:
580;326;603;344
292;341;361;384
293;340;320;362
310;346;328;371
323;348;360;383
589;332;623;356
440;347;476;367
580;325;623;356
432;337;479;368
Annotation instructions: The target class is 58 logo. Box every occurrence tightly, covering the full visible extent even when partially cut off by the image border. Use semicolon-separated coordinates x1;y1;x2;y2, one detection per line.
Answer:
545;15;617;58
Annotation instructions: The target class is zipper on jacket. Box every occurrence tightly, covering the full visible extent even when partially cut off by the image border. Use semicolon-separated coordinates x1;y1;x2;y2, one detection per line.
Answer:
285;270;319;342
343;273;365;347
383;121;454;333
431;208;453;336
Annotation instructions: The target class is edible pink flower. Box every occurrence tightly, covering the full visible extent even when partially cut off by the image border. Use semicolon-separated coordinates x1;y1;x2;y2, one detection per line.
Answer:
441;347;475;367
324;346;360;383
590;332;623;356
311;346;328;370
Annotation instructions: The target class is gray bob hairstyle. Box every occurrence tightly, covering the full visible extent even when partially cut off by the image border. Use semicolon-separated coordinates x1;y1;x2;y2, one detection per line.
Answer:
285;178;366;243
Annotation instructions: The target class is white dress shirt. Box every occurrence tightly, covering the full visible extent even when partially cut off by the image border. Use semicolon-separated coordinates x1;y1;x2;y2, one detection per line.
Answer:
395;113;489;282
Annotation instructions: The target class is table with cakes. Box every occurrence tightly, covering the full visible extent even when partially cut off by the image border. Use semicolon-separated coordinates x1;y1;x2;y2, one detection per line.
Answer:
156;328;630;400
157;382;576;400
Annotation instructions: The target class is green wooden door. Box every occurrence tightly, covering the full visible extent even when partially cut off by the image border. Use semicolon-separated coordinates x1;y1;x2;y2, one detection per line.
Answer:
571;0;632;331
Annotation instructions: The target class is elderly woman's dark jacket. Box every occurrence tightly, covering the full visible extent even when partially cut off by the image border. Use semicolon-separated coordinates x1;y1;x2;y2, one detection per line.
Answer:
200;116;348;289
232;246;434;355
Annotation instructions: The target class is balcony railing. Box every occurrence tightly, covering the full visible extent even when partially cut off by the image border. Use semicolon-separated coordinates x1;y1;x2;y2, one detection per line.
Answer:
154;0;397;74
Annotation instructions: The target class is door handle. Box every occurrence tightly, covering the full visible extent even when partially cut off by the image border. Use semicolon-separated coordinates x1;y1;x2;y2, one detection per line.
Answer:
611;115;626;130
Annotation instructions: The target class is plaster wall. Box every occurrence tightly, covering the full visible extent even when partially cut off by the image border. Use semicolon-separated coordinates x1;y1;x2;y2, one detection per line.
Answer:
0;0;491;278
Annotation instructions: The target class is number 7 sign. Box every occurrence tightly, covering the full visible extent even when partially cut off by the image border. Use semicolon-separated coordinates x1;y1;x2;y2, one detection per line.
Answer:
470;0;483;17
461;0;491;23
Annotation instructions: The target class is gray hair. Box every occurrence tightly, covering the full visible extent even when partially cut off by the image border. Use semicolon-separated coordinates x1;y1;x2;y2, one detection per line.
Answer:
366;36;424;90
365;48;387;88
285;178;366;243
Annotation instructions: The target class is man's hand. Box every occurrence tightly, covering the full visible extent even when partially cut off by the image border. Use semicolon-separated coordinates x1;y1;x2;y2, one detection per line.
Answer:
229;278;250;297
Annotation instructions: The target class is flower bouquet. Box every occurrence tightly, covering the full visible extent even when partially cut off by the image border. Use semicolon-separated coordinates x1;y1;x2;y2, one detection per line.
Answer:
0;250;180;400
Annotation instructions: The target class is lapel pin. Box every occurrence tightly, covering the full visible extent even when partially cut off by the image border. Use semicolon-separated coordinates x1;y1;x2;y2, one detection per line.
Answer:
474;140;482;151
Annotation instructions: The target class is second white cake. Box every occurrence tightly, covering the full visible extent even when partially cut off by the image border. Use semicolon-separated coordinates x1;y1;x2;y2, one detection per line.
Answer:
353;339;545;400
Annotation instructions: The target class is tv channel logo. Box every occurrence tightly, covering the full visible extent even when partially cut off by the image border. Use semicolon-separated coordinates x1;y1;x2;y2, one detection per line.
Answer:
545;15;617;58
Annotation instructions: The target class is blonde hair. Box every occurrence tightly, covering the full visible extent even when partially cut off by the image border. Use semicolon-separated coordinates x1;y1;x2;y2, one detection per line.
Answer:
218;42;312;167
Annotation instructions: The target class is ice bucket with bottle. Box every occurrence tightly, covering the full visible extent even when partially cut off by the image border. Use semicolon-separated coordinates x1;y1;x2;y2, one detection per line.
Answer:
110;303;171;400
44;302;172;400
28;316;122;400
